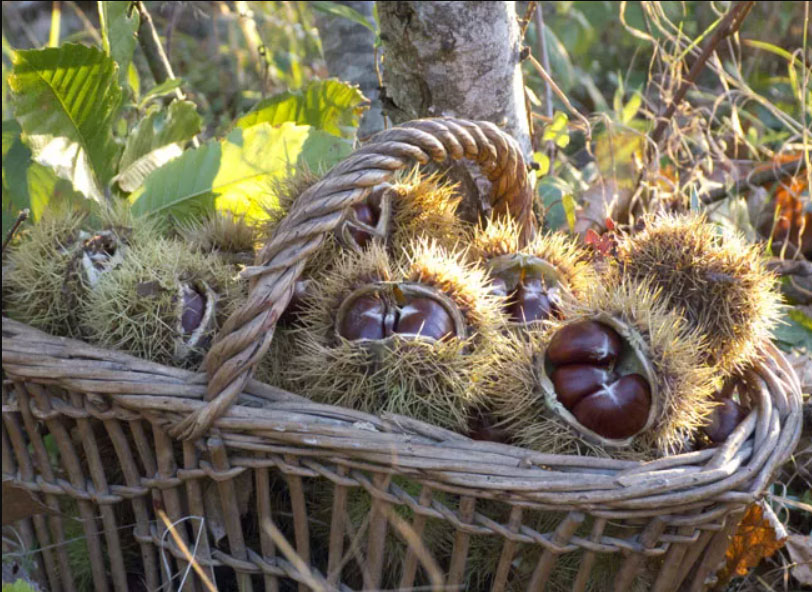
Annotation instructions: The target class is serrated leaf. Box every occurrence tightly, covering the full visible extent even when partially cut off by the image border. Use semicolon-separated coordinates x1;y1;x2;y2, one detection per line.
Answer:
27;162;90;221
310;1;374;30
9;44;123;202
99;1;139;90
114;100;202;192
236;79;367;138
130;122;353;223
137;78;184;110
2;120;31;236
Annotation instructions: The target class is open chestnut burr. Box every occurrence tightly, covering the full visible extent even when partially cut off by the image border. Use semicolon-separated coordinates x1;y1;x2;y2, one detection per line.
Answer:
335;184;393;251
541;317;658;445
336;282;466;346
486;255;565;325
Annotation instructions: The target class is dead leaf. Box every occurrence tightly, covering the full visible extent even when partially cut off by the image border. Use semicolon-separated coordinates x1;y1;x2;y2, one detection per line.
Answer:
716;500;788;586
785;534;812;587
2;479;54;525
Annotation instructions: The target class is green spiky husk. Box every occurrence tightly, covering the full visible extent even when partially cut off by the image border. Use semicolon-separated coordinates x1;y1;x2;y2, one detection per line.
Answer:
176;210;258;258
284;240;507;432
80;237;240;368
486;279;717;459
615;212;782;374
261;168;466;278
471;216;597;300
4;205;156;338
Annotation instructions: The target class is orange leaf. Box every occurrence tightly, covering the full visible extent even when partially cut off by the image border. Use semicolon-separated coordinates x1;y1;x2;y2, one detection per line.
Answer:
717;501;788;586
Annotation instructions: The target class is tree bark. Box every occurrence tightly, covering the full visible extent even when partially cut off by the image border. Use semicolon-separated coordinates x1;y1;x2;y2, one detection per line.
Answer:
313;1;385;139
377;1;531;156
377;1;532;221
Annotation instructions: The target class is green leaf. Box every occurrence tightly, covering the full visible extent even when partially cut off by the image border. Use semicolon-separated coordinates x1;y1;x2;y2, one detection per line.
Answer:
2;120;32;236
236;79;367;138
620;91;642;124
27;162;90;222
541;25;575;93
137;78;184;110
537;175;575;232
9;44;123;202
99;1;139;90
130;122;353;223
542;111;570;148
310;1;374;30
532;151;550;177
114;100;202;192
773;308;812;351
561;193;577;232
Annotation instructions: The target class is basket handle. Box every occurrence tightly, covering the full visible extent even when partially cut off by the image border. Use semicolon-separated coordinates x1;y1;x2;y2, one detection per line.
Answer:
170;117;536;440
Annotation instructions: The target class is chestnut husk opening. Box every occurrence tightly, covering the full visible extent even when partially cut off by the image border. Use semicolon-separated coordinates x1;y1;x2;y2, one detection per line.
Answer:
485;254;565;325
538;313;659;448
173;280;218;363
334;281;467;353
336;184;393;251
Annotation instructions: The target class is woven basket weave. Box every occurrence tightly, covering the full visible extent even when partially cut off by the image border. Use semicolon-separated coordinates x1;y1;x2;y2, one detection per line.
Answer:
1;118;802;592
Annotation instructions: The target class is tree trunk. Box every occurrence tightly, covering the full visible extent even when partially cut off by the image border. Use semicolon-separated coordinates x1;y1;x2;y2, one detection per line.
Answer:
378;1;532;221
377;1;531;154
313;1;385;139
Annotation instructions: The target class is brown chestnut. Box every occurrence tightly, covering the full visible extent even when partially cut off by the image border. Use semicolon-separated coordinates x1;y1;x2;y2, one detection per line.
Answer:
551;365;618;410
571;374;651;439
181;286;206;334
396;297;455;340
348;203;378;247
338;294;389;341
507;278;555;323
547;320;622;366
702;398;747;444
489;276;510;299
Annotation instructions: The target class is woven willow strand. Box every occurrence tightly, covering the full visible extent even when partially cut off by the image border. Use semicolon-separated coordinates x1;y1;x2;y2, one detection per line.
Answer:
171;118;535;441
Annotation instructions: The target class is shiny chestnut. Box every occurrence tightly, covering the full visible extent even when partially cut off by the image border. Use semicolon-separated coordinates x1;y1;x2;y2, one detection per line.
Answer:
551;365;618;410
507;278;556;323
547;320;622;366
397;297;455;340
348;203;378;247
338;294;389;340
702;398;747;444
571;374;651;440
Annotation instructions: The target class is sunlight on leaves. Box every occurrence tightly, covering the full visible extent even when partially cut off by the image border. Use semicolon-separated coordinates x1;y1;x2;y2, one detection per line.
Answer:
236;79;367;138
9;44;122;202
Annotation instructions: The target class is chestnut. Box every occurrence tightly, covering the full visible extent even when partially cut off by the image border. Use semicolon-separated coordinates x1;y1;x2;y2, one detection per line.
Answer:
571;374;651;440
507;278;557;323
551;365;618;410
181;286;206;334
348;203;378;247
547;320;622;366
702;398;747;444
338;294;390;341
397;297;455;340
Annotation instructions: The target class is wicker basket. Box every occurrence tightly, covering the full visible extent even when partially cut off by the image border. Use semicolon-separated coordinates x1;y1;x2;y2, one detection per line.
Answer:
1;118;802;592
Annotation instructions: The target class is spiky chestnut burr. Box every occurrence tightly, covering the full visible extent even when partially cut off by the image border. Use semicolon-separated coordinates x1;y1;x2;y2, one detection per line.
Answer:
283;239;505;431
484;279;717;458
176;210;258;264
80;237;239;368
3;204;153;337
615;212;782;374
471;216;595;326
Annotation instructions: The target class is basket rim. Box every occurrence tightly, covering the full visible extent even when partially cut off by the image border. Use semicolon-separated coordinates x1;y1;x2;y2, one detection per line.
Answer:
2;315;802;518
